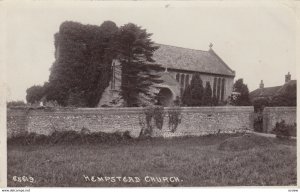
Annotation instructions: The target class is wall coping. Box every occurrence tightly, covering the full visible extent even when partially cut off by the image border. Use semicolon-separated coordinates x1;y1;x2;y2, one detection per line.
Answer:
263;107;296;113
7;106;254;116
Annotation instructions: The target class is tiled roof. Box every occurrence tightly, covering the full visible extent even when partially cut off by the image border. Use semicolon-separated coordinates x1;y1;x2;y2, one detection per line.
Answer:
249;86;282;99
152;44;235;76
275;80;296;96
249;80;297;100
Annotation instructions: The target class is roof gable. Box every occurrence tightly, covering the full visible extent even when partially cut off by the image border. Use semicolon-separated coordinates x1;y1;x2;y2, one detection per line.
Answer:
152;44;235;76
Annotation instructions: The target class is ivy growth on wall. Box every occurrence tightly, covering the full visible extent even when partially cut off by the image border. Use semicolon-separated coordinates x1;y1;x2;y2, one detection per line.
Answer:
168;107;182;133
139;106;164;137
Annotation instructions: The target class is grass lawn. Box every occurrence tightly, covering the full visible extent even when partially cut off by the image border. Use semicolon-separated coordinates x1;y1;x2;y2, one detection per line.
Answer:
7;133;297;187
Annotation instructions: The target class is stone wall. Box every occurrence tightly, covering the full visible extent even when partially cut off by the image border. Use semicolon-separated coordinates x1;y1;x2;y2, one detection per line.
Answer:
262;107;296;133
7;106;254;138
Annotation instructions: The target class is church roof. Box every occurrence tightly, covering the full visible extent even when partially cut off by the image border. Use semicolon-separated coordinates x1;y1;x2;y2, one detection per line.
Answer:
152;44;235;77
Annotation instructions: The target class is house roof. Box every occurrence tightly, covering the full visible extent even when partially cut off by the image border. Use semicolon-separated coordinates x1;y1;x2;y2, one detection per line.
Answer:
249;80;297;100
275;80;296;96
152;44;235;77
250;86;282;99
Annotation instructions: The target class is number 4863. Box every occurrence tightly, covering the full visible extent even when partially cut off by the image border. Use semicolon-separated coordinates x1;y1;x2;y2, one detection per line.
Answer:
12;176;34;183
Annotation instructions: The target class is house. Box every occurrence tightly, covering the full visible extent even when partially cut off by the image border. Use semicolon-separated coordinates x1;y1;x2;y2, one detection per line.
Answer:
98;43;236;107
249;72;296;103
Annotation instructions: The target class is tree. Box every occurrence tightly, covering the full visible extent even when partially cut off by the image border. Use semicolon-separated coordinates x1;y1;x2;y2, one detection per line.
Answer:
45;21;118;107
26;85;45;104
202;81;213;106
182;85;192;106
182;74;204;106
231;78;251;106
190;73;204;106
115;23;162;107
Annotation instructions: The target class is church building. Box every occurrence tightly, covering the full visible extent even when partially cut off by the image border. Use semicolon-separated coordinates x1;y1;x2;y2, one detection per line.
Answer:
98;43;236;107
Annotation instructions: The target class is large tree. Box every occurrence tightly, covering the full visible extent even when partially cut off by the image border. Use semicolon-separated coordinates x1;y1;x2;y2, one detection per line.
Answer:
45;21;118;107
231;78;251;106
115;23;162;107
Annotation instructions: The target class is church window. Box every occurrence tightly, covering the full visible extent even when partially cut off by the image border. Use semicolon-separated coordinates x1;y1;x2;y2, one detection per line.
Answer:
217;78;221;100
181;74;185;87
221;78;225;101
176;73;180;82
213;78;217;97
185;75;190;87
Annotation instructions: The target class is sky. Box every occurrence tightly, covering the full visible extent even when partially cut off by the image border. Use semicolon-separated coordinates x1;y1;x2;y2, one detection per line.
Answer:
3;1;297;102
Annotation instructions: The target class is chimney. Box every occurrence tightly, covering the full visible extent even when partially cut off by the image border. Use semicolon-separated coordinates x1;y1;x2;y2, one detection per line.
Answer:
259;80;264;89
285;72;291;83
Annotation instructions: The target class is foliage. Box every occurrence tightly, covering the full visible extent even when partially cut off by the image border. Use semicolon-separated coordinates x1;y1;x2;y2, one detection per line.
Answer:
270;82;296;107
26;85;45;104
182;73;204;106
202;81;213;106
212;95;219;106
7;101;27;108
253;97;270;112
153;106;164;130
182;85;192;106
45;21;118;107
7;130;132;145
139;106;165;137
43;100;61;108
231;79;251;106
168;107;182;133
115;23;162;107
272;120;296;138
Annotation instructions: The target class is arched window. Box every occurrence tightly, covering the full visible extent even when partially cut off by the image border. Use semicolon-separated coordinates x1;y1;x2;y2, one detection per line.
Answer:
181;74;185;87
217;78;221;100
221;78;225;101
213;77;217;97
176;73;180;82
185;75;190;87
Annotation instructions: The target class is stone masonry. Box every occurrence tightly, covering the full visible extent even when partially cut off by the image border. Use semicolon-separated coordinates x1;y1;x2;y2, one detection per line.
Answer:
7;106;254;138
262;107;296;133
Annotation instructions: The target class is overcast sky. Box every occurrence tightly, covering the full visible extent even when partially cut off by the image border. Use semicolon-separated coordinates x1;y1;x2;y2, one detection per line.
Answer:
4;1;297;102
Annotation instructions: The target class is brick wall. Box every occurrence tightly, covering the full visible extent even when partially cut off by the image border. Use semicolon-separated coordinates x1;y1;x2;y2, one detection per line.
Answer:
7;106;254;138
262;107;296;133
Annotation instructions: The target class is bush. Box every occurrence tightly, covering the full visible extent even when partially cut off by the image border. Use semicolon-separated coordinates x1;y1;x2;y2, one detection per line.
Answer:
272;120;296;138
252;97;269;112
7;101;27;108
7;130;133;145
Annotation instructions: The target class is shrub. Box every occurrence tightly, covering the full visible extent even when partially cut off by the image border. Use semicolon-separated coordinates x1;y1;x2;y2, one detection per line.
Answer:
272;120;296;138
253;97;269;112
7;130;133;145
7;101;27;108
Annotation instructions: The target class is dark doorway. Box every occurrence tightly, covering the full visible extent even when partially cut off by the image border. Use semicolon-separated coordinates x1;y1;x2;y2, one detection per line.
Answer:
157;88;173;106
